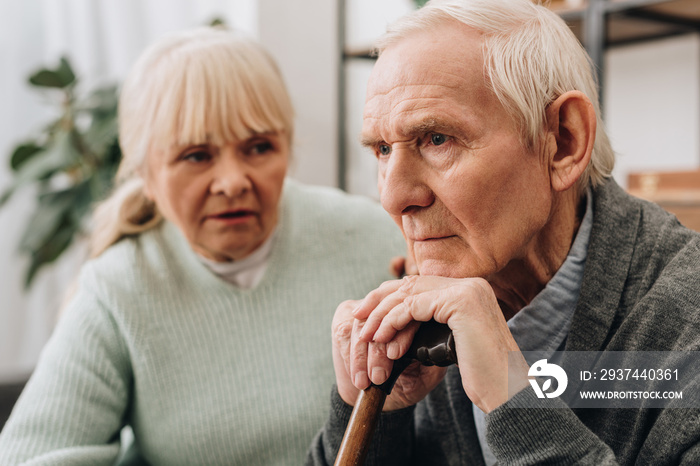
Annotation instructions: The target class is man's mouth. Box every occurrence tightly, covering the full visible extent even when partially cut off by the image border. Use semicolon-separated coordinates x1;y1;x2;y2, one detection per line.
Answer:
412;235;455;242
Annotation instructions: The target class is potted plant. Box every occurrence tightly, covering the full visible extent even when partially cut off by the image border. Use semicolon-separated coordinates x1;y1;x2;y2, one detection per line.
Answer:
0;57;120;288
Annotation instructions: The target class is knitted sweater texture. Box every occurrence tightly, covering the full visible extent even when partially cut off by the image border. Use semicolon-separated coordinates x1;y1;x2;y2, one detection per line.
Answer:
0;180;406;466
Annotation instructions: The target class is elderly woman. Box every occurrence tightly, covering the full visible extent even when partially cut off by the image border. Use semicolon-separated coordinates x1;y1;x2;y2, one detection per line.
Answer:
0;28;404;465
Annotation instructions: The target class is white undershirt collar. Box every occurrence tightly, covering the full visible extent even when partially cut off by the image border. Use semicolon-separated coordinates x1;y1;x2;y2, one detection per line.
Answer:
197;228;277;289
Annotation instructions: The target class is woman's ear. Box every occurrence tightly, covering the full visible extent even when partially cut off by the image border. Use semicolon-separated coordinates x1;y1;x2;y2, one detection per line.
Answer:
142;181;153;201
139;160;154;201
545;90;596;192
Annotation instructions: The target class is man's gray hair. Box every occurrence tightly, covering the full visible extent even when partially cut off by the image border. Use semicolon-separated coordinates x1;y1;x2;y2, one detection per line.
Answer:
376;0;615;190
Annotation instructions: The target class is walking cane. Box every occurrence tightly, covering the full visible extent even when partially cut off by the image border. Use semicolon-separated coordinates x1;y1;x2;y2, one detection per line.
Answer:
334;320;457;466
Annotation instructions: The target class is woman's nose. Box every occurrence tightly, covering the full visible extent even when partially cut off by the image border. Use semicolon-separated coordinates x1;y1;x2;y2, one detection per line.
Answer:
210;155;252;198
378;148;433;216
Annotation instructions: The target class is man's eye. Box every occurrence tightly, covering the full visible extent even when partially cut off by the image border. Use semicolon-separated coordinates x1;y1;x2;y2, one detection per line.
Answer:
430;133;448;146
378;144;392;156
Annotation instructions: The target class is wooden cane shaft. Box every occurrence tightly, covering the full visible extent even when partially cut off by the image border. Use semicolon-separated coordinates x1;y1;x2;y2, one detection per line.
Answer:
334;386;387;466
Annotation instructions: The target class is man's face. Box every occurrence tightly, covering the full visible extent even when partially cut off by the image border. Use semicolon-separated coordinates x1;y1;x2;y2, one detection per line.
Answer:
362;22;554;279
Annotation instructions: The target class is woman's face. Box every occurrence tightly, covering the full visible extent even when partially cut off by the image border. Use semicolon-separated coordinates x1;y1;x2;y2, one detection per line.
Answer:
144;131;289;262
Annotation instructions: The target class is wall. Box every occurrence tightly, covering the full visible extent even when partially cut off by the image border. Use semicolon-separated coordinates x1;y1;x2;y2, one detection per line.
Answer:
344;0;415;199
257;0;339;187
605;33;700;187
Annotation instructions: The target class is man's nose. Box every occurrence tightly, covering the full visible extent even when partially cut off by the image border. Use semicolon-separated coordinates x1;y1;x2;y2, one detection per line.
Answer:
379;148;433;216
210;154;252;198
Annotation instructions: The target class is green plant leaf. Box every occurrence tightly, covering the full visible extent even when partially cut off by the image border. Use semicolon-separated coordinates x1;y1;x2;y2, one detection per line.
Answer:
6;57;124;289
90;158;118;203
29;70;66;88
20;131;79;179
89;140;121;206
84;119;118;158
28;56;76;89
104;139;122;166
18;181;91;253
24;217;77;288
0;188;14;207
83;85;119;116
79;85;119;158
19;178;96;288
9;142;44;171
0;130;83;207
0;147;48;208
19;191;74;253
68;180;94;226
209;17;226;27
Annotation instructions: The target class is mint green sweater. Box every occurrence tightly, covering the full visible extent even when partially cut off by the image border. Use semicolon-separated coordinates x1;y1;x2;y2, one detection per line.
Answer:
0;180;405;465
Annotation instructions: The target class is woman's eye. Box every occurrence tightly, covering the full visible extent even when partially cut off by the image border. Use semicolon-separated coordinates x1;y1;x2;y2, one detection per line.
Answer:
182;150;211;162
430;133;448;146
250;141;273;154
378;144;391;156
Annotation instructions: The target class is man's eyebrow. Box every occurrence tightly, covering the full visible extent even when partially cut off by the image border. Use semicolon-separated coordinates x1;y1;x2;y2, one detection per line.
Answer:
360;134;381;148
360;117;457;148
404;118;455;136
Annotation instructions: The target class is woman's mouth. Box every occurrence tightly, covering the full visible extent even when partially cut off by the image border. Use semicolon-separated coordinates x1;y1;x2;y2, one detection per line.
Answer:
209;209;256;224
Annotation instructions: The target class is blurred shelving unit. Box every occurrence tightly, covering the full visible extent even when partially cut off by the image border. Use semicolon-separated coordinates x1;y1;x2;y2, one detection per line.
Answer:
628;169;700;231
337;0;700;191
551;0;700;94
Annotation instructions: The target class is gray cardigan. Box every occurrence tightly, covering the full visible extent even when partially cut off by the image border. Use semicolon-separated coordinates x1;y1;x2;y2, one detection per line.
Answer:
307;179;700;465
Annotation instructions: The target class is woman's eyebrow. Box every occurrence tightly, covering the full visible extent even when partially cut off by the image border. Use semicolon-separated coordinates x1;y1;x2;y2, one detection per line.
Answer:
170;142;209;152
247;129;279;137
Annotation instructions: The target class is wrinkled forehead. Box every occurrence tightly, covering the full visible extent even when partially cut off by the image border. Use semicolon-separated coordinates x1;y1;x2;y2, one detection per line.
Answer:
362;26;492;141
367;21;485;96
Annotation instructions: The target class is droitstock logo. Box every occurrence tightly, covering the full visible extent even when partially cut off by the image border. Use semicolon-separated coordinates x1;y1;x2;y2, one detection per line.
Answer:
528;359;568;399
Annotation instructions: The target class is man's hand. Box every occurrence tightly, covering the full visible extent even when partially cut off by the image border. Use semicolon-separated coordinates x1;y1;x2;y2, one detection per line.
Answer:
351;275;530;413
331;296;445;411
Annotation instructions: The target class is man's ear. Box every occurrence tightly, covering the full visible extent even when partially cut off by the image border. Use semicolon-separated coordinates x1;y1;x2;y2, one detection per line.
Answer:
544;90;596;192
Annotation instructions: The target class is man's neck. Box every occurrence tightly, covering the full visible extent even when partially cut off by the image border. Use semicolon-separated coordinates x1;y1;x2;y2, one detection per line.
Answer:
487;188;585;320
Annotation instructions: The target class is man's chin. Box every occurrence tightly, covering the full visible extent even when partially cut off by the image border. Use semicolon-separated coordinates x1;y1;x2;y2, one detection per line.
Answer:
416;260;466;278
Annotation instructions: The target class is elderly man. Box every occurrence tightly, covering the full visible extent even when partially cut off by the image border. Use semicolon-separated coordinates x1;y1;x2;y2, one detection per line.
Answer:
308;0;700;464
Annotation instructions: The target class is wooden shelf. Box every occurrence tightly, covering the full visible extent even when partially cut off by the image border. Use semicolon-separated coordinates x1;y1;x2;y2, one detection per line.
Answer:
556;0;700;47
343;1;700;60
628;170;700;232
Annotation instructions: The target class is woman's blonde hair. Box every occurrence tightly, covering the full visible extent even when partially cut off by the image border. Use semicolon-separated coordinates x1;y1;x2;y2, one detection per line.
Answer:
89;27;294;257
376;0;615;191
